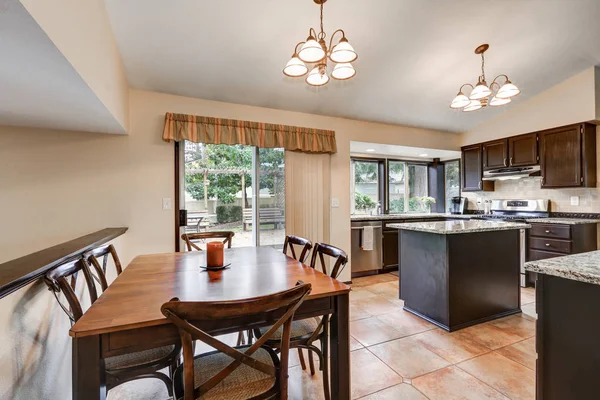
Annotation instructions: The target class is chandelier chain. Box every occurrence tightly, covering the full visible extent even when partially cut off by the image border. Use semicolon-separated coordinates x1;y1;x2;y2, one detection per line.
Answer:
319;3;325;39
481;52;486;81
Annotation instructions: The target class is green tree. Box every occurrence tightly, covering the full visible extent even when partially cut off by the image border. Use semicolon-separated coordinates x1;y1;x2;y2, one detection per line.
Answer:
353;161;378;183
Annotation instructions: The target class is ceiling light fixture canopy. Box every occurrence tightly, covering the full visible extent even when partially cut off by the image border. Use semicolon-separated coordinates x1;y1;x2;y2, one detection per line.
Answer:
450;44;520;112
283;0;358;87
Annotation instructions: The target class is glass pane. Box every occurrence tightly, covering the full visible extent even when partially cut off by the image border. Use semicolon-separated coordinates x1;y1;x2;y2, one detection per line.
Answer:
444;161;460;213
408;165;429;212
388;161;405;213
258;147;285;249
352;160;379;215
184;142;253;248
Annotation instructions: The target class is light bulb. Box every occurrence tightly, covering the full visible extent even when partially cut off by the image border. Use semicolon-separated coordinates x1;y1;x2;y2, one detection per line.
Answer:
331;63;356;80
283;55;308;77
330;38;357;63
306;64;329;86
298;38;326;63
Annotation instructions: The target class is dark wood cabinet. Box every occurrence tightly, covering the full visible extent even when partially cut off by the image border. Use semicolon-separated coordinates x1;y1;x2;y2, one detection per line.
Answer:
508;133;538;167
540;123;596;188
461;144;494;192
482;139;508;170
382;229;399;270
527;222;597;261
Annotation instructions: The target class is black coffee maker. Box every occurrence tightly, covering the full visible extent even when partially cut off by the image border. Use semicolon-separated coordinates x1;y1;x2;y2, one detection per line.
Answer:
449;196;467;214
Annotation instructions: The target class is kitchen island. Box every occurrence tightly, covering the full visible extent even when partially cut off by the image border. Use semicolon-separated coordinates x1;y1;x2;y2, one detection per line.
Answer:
525;251;600;400
390;220;529;331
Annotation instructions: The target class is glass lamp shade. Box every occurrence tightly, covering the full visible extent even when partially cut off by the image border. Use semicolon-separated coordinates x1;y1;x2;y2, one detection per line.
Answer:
489;96;511;106
463;99;482;112
331;63;356;80
298;39;326;63
330;39;358;63
469;81;491;100
306;65;330;86
283;56;308;77
496;81;521;99
450;92;471;109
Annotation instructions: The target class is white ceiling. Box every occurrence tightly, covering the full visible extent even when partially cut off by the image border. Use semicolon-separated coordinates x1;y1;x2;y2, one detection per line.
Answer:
350;141;461;161
104;0;600;133
0;0;124;133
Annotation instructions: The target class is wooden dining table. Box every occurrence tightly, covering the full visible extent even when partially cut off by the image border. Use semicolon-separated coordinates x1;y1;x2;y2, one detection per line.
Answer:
69;246;351;400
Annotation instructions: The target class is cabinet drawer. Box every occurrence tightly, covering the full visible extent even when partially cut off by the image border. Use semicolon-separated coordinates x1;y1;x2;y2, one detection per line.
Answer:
530;224;571;240
530;237;572;254
529;249;566;261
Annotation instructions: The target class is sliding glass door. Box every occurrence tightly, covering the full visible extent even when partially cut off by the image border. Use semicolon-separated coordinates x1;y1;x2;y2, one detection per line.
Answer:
178;142;285;250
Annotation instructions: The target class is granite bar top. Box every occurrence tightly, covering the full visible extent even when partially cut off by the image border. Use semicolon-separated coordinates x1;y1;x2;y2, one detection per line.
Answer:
351;213;473;221
388;220;530;235
525;251;600;285
526;218;600;225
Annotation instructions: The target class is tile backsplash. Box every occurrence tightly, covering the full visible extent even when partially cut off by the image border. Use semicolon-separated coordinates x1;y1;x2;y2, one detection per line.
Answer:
466;177;600;213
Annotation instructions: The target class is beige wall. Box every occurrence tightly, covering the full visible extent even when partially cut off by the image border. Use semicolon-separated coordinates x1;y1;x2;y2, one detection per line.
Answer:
20;0;130;133
461;67;598;145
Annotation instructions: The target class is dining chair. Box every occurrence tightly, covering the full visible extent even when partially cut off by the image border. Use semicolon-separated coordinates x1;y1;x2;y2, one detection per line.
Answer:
161;282;312;400
44;258;181;397
283;235;313;264
84;244;123;291
254;242;348;400
181;231;235;251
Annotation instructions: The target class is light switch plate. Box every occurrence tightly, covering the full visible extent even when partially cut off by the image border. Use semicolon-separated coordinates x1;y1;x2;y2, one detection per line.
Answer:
162;198;172;210
570;196;579;206
331;198;340;208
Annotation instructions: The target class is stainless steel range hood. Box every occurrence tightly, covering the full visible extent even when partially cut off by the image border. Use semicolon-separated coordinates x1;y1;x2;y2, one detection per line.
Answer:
482;165;541;181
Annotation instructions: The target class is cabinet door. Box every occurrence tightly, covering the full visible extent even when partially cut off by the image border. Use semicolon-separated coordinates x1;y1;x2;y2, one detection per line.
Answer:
383;230;399;268
461;144;483;191
509;133;538;167
540;126;581;188
482;139;508;170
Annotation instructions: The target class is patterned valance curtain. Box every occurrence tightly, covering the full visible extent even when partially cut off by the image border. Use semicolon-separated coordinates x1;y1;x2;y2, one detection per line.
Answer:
162;112;337;154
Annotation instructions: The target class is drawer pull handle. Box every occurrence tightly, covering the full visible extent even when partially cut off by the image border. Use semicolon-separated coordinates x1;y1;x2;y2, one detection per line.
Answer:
545;230;550;233
545;243;551;247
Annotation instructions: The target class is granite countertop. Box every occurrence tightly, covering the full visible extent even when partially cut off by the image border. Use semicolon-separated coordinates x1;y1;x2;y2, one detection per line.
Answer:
388;220;530;235
351;213;473;221
525;251;600;285
526;218;600;225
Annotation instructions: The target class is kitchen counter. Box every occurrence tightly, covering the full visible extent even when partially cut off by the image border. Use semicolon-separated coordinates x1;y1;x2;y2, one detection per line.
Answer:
350;213;473;221
389;220;530;235
525;250;600;285
525;217;600;225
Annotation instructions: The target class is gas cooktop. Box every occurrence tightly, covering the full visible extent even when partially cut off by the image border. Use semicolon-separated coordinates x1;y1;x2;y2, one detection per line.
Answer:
472;199;550;222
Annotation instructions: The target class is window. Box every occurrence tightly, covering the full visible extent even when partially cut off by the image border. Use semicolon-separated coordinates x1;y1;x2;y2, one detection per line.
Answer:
388;161;405;213
407;165;429;212
444;160;460;213
351;159;380;214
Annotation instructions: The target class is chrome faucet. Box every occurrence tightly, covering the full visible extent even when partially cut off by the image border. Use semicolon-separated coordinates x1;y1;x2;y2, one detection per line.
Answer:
372;201;382;215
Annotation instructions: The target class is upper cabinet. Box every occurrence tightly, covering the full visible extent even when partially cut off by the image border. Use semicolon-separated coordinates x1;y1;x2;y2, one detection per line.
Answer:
461;144;494;192
482;139;508;170
540;123;596;188
508;133;538;167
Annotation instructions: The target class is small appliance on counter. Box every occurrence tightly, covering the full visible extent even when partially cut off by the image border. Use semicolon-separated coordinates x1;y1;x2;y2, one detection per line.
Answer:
449;196;468;214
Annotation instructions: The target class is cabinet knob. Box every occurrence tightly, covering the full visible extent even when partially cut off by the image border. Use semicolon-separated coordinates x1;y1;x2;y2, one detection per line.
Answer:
545;243;551;247
545;230;550;233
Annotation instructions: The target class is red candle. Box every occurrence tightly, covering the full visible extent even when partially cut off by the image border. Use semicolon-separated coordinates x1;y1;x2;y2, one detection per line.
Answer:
206;242;224;268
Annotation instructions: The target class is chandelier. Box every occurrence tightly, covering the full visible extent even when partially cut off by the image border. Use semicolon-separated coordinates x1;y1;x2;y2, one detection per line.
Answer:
450;44;521;112
283;0;358;86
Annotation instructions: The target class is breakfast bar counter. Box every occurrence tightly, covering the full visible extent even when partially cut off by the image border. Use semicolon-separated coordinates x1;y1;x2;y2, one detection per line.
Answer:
390;220;529;331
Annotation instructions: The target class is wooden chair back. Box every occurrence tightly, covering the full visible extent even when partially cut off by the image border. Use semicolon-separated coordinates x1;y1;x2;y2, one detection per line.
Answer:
84;244;123;292
310;243;349;280
44;258;98;324
283;235;313;263
161;282;312;400
181;231;235;251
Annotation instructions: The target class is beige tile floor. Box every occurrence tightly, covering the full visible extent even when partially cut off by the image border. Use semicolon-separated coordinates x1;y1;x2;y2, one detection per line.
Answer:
109;273;537;400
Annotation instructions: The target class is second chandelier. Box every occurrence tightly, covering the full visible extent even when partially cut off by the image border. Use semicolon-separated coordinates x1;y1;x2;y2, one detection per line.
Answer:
283;0;358;86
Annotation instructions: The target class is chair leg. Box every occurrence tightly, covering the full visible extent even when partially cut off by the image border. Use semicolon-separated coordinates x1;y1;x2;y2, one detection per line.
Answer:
236;331;245;346
297;348;307;370
308;350;316;376
321;337;330;400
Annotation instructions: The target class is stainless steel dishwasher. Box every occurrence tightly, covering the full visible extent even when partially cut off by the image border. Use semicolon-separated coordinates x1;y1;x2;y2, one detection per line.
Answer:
351;220;383;277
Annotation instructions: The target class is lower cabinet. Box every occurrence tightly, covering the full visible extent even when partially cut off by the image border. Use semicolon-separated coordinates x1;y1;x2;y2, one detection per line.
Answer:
382;229;399;271
527;222;597;262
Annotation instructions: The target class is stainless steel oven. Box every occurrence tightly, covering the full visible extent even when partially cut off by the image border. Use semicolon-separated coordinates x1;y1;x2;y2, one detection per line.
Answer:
351;221;383;277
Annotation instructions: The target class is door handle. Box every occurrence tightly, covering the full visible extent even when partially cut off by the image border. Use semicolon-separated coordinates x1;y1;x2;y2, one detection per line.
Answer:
509;157;513;165
503;158;507;167
478;181;482;190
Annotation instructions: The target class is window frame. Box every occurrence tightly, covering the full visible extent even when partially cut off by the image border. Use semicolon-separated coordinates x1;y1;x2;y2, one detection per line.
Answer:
442;158;461;213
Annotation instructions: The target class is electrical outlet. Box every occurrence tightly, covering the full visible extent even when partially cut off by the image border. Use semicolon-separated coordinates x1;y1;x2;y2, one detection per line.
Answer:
570;196;580;206
162;198;172;210
331;198;340;208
